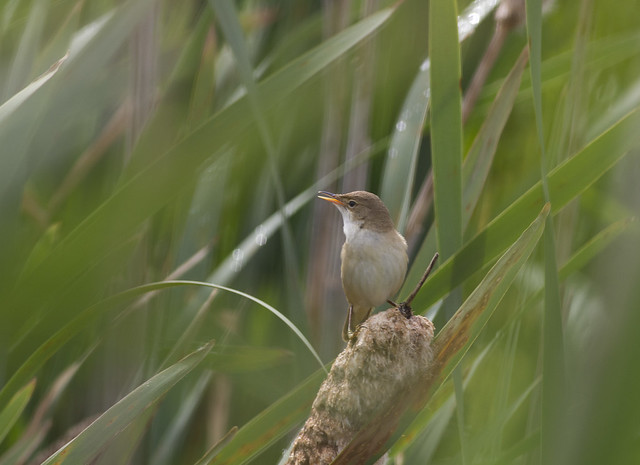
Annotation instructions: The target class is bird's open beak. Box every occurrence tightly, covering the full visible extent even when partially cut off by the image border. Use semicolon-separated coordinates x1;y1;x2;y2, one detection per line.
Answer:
317;191;344;206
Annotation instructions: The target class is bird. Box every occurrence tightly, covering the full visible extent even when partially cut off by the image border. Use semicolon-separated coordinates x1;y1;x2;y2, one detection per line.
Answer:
317;190;408;341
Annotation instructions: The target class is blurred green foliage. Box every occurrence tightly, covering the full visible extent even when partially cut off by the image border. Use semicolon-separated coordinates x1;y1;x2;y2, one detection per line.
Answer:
0;0;639;464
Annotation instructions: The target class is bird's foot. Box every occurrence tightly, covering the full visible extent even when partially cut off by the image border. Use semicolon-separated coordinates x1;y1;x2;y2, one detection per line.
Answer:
347;323;368;343
397;301;413;319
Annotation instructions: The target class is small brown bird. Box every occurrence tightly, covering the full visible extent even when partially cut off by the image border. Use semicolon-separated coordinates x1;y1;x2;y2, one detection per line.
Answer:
318;190;408;341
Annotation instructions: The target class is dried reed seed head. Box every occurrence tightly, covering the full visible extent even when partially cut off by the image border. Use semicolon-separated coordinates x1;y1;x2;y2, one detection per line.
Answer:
285;308;435;465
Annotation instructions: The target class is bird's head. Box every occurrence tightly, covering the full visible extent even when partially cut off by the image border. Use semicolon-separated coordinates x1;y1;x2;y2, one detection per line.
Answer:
317;190;395;234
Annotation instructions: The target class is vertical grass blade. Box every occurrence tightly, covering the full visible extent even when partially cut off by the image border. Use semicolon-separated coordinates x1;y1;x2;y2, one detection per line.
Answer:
525;0;565;460
429;0;463;261
429;0;466;459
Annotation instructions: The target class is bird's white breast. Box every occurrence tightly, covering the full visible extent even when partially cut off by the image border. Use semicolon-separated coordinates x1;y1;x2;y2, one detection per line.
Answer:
340;228;408;309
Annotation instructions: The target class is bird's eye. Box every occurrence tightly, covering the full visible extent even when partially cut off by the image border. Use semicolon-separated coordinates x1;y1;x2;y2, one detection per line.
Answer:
348;200;356;208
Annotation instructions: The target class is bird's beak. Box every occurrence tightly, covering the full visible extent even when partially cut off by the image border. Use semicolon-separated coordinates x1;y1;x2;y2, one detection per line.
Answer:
317;191;344;206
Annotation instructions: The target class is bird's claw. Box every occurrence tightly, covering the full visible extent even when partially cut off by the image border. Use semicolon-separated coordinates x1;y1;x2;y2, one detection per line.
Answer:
388;299;413;319
397;301;413;319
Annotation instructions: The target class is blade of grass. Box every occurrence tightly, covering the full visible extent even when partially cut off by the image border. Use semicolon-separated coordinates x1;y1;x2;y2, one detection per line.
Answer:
559;217;635;279
195;427;239;465
0;53;66;203
0;379;35;446
40;343;213;465
2;0;46;99
429;0;462;263
429;0;466;460
525;1;565;461
331;204;549;464
0;360;84;465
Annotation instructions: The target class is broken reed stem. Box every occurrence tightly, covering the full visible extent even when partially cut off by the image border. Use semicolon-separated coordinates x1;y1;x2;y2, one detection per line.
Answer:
405;252;439;306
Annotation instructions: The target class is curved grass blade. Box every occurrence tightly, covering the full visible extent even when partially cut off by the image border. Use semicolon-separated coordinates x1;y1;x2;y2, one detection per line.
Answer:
0;53;65;202
330;204;548;464
0;379;35;446
0;280;325;409
181;281;326;374
39;342;212;465
408;106;640;314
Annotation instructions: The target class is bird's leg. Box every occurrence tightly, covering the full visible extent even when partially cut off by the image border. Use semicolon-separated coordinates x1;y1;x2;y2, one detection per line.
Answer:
346;304;355;340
